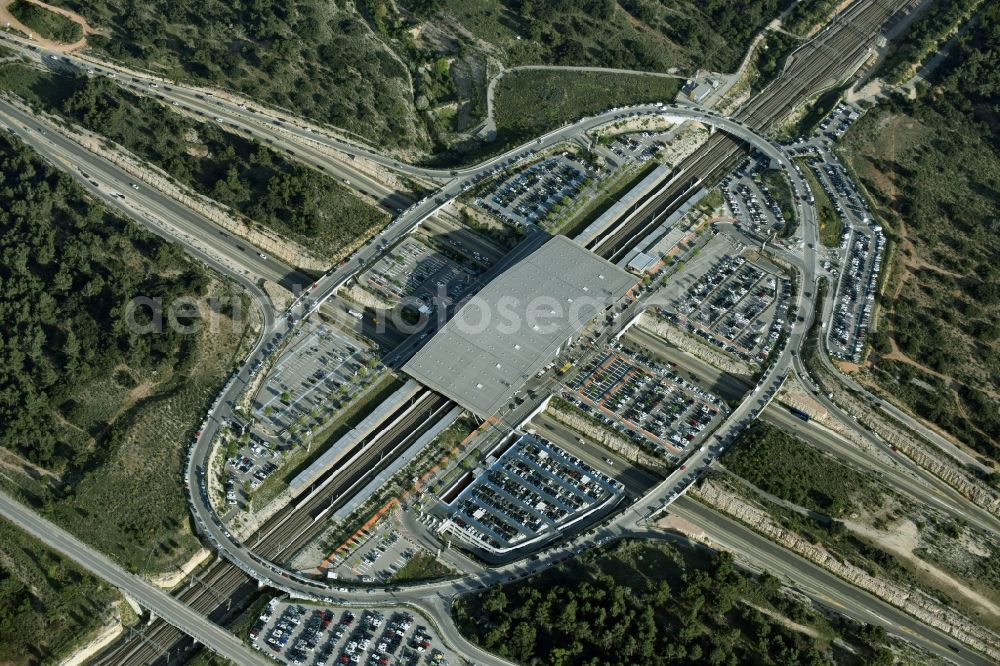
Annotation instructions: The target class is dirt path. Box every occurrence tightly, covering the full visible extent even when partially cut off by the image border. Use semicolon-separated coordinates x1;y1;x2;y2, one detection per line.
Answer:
744;602;820;638
882;337;951;383
894;219;965;288
845;518;1000;620
0;447;61;483
0;0;97;51
58;613;123;666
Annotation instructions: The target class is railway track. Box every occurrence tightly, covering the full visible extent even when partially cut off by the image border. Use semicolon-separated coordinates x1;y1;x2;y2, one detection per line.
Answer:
94;3;904;663
588;0;901;261
93;389;451;665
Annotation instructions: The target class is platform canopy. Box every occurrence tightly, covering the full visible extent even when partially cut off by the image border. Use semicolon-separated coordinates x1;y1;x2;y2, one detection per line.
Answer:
404;235;636;417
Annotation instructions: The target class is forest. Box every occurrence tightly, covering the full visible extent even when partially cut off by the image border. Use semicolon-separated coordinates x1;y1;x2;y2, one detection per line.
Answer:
44;0;426;148
880;0;984;83
413;0;821;74
455;540;892;665
0;131;204;469
44;0;842;154
721;422;877;517
9;0;83;42
0;127;255;577
842;2;1000;460
0;65;388;259
0;520;121;662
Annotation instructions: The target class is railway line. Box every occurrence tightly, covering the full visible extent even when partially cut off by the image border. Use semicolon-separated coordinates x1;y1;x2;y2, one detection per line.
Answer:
93;389;451;665
588;0;901;262
88;2;906;663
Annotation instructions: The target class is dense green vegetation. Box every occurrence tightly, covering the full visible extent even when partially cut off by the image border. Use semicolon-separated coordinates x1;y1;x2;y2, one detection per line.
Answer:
880;0;984;83
841;3;1000;461
455;539;892;665
0;128;252;575
796;158;842;246
390;553;453;582
0;520;121;663
790;87;847;138
0;131;209;644
0;131;203;468
9;0;82;42
495;70;680;148
0;65;388;259
750;31;799;93
783;0;840;35
48;0;812;153
417;0;792;73
428;69;681;166
723;422;879;517
47;0;426;148
714;427;930;601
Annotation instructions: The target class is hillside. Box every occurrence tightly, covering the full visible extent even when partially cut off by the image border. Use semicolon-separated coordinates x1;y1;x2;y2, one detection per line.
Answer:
455;539;895;665
0;63;389;262
40;0;825;155
841;4;1000;463
0;130;256;574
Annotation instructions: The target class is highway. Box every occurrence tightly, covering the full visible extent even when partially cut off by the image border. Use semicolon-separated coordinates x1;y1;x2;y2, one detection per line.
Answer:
165;100;823;605
0;492;270;666
789;353;1000;534
762;406;1000;535
814;335;992;475
2;0;994;661
665;498;992;666
0;99;302;292
0;33;414;206
624;323;1000;536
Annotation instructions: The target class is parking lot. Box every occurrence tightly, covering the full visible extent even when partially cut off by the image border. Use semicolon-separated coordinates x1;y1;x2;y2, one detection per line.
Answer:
774;102;885;363
213;322;381;511
804;155;870;224
438;434;624;554
359;233;490;310
325;521;424;584
722;155;791;239
828;225;885;361
817;102;861;143
603;131;664;164
222;430;280;507
783;103;862;157
659;253;791;365
564;344;726;454
253;321;376;435
475;154;595;227
251;600;454;666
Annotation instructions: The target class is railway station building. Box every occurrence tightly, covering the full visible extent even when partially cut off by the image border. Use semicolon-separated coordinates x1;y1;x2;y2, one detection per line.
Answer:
403;235;636;418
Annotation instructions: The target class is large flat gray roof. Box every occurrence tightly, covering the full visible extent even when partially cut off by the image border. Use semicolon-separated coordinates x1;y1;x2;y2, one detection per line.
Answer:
403;235;635;417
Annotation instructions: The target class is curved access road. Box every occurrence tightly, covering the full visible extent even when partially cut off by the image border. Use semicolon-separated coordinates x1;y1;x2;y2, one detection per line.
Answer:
180;101;823;605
